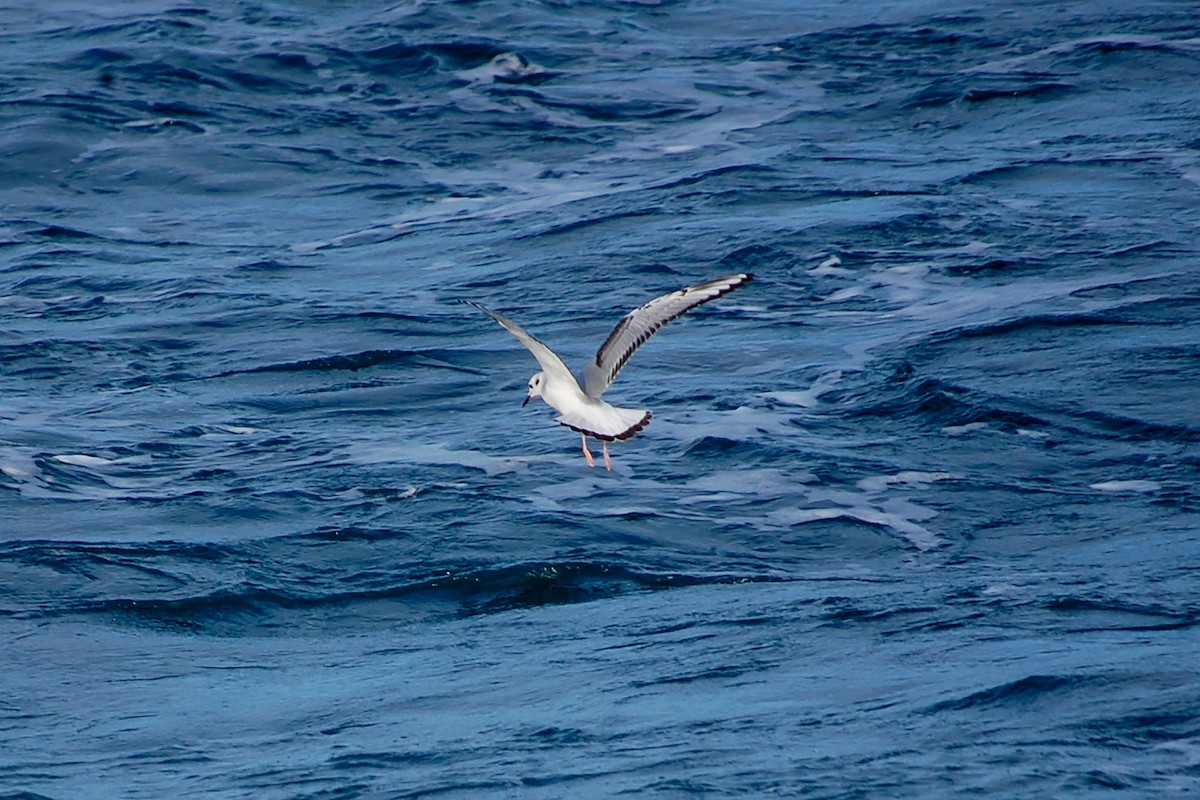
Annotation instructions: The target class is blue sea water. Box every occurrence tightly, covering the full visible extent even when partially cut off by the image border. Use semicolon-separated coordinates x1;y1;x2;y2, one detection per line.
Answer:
2;0;1200;797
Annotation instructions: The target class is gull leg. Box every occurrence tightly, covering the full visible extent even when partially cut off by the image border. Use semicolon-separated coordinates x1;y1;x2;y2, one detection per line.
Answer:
581;433;595;468
602;441;612;472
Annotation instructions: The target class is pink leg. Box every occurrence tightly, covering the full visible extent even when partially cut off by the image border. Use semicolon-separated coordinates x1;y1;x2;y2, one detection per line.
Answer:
602;441;613;471
581;433;595;467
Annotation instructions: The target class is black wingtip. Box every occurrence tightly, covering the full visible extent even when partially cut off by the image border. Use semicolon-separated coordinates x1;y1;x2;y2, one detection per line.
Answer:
459;298;495;317
707;272;753;299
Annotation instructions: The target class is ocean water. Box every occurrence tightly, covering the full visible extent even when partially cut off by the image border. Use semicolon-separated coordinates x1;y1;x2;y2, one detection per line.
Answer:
2;0;1199;797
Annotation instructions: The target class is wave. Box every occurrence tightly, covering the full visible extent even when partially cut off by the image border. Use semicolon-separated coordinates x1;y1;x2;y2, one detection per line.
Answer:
903;79;1074;109
0;537;785;633
838;372;1051;432
924;674;1093;713
843;367;1200;445
1044;595;1198;632
211;348;481;378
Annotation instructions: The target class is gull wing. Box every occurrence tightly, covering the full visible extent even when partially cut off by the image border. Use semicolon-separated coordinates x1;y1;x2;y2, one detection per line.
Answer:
463;300;579;388
582;273;753;398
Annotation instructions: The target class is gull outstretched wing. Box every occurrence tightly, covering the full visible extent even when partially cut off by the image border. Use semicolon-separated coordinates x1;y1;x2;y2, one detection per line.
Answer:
582;273;752;398
463;300;579;389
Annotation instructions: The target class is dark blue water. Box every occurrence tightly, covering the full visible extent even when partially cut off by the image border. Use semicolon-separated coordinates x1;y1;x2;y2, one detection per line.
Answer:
3;1;1199;797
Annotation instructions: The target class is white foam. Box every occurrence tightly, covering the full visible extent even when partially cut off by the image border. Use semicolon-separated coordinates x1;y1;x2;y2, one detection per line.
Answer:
764;505;941;551
676;492;745;506
534;476;609;503
0;449;36;479
824;287;865;303
213;425;258;436
808;256;854;277
1090;480;1160;493
942;422;988;436
345;440;532;476
856;471;955;492
686;467;814;497
761;370;843;408
650;405;797;441
456;52;548;84
53;454;116;467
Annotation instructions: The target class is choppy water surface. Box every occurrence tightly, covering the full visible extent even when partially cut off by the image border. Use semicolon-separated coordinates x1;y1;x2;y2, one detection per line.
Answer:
2;0;1199;797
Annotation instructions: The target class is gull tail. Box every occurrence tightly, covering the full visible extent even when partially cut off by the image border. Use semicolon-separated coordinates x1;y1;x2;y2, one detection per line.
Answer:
556;405;652;442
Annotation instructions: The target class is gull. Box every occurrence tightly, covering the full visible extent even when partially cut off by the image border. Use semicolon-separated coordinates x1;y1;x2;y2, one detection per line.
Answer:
465;273;752;470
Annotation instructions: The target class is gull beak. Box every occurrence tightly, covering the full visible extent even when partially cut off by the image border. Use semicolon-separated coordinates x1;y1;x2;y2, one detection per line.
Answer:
522;395;531;407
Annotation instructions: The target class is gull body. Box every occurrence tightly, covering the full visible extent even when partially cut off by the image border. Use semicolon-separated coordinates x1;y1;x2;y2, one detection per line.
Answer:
466;273;752;470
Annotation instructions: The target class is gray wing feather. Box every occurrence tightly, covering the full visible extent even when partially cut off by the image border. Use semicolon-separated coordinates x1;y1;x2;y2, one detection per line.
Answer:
463;301;579;388
582;273;752;398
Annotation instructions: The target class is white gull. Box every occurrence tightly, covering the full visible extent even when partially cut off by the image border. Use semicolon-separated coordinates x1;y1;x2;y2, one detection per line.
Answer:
465;273;753;470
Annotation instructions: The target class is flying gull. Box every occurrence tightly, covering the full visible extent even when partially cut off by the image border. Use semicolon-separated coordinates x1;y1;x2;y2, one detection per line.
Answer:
465;273;752;470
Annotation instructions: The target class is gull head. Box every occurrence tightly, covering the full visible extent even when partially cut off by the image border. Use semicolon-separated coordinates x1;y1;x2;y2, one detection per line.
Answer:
522;372;544;407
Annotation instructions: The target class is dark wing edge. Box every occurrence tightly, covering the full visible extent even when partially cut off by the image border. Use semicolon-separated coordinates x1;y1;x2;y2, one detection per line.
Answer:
583;272;753;397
